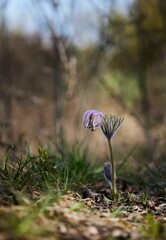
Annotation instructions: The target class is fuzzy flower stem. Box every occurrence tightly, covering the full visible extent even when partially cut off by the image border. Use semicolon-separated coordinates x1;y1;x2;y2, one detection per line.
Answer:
100;115;124;195
107;138;116;194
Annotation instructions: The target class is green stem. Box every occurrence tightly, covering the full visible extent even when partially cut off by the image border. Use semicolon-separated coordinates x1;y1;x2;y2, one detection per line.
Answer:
108;139;116;194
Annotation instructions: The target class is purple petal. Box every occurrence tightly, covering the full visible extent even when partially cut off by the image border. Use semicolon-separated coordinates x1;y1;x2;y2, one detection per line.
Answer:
83;110;103;131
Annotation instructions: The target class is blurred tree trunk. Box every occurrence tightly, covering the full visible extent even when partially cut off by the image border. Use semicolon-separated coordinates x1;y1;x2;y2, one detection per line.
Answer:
35;0;77;144
0;4;13;143
51;36;77;144
135;13;153;158
159;1;166;33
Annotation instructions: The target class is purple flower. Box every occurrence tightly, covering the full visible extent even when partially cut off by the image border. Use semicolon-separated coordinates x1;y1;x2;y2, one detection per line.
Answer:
83;110;104;131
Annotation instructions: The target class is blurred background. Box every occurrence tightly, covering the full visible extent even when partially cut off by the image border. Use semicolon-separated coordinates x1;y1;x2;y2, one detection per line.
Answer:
0;0;165;166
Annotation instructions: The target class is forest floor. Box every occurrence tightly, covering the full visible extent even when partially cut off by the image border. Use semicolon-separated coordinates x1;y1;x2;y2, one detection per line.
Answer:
0;181;165;240
0;144;165;240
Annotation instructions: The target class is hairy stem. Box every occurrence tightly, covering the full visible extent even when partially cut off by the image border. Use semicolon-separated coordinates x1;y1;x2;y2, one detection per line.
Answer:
108;139;116;194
